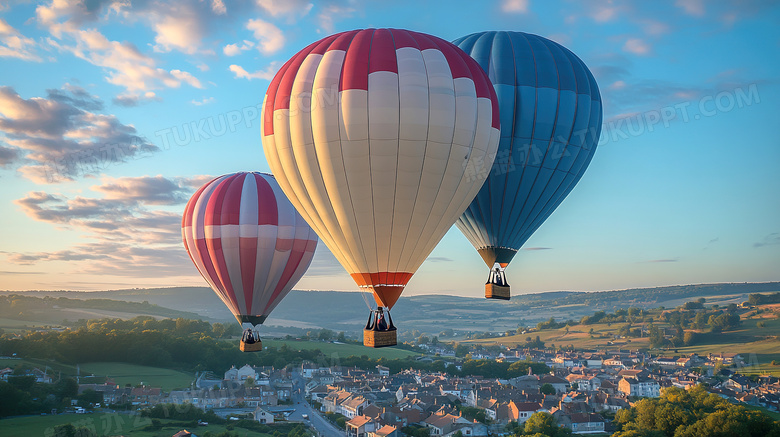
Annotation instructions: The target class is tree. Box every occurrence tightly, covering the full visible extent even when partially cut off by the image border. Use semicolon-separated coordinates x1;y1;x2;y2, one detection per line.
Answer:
540;383;556;395
683;300;704;310
318;329;334;341
683;331;698;346
648;324;665;348
454;343;470;357
523;412;571;436
77;389;103;407
244;377;255;387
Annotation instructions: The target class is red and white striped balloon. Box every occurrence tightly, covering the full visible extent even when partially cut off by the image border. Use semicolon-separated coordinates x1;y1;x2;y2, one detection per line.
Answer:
182;172;318;325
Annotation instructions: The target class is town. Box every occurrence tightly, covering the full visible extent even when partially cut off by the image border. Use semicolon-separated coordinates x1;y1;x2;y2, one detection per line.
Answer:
10;344;775;437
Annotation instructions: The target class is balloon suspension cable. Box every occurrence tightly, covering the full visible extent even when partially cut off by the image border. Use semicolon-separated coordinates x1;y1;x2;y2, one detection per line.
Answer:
359;288;375;311
487;263;509;287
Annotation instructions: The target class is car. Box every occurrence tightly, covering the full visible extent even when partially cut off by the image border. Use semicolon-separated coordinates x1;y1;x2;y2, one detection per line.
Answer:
302;414;309;419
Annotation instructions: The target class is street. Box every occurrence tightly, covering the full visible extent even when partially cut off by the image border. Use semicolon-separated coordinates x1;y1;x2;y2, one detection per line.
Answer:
292;371;345;437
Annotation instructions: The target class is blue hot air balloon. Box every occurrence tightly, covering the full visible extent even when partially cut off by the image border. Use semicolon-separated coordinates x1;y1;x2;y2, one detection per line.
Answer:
453;31;603;300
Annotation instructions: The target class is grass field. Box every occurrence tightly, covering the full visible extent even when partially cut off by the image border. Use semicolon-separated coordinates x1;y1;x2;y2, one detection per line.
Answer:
0;359;194;391
0;357;77;375
78;363;194;390
467;304;780;367
263;339;419;359
0;413;275;437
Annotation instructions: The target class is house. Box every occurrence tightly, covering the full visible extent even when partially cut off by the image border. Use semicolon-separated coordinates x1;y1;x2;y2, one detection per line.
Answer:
0;368;13;381
308;385;330;402
566;374;601;392
377;366;390;377
341;395;369;418
172;431;195;437
540;375;568;394
369;425;398;437
566;413;606;434
513;402;543;424
225;364;257;382
710;353;743;365
130;386;162;406
676;357;692;368
724;375;752;393
347;415;378;437
618;377;660;398
324;390;353;413
603;357;625;368
652;357;678;367
423;412;472;436
254;407;274;424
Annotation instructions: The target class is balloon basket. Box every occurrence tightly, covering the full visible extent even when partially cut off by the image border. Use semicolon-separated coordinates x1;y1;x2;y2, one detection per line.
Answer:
485;283;510;300
363;329;397;348
240;339;263;352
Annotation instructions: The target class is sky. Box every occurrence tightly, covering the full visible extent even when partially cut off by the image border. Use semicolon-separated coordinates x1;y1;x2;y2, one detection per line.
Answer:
0;0;778;298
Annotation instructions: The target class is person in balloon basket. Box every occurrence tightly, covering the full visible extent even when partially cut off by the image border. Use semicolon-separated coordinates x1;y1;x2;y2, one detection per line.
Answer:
376;312;388;331
242;328;257;344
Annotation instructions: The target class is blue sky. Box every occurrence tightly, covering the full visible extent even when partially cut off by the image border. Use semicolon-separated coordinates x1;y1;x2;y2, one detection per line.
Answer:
0;0;778;297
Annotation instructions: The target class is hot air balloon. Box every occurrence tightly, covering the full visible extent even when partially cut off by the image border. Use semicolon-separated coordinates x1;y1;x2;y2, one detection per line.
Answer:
182;172;318;351
453;31;603;300
261;29;500;347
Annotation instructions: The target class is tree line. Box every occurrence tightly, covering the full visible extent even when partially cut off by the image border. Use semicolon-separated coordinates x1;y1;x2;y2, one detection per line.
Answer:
613;385;780;437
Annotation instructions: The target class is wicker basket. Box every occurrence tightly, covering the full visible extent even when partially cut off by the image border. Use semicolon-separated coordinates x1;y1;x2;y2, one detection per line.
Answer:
364;329;397;348
240;339;263;352
485;283;510;300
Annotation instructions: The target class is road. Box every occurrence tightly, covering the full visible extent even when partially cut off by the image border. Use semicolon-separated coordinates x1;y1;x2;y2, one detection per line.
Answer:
292;371;345;437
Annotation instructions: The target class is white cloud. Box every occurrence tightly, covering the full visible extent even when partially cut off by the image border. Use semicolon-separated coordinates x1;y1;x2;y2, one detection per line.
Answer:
36;0;125;38
223;40;255;56
8;176;211;277
502;0;529;13
58;28;202;93
591;5;618;22
212;0;227;15
609;80;627;90
112;92;162;107
229;64;278;81
0;18;42;61
246;18;285;54
91;175;193;205
256;0;313;19
0;85;158;183
623;38;651;55
149;4;213;55
317;3;356;33
191;97;215;106
641;19;671;36
675;0;705;16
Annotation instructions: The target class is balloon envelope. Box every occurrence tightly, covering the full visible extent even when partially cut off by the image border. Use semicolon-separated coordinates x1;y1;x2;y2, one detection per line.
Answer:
261;28;500;309
182;172;318;325
454;31;603;269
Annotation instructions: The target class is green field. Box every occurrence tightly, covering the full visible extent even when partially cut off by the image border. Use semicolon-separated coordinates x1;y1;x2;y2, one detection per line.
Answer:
0;413;275;437
468;305;780;368
78;363;194;391
0;360;194;390
263;339;419;359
